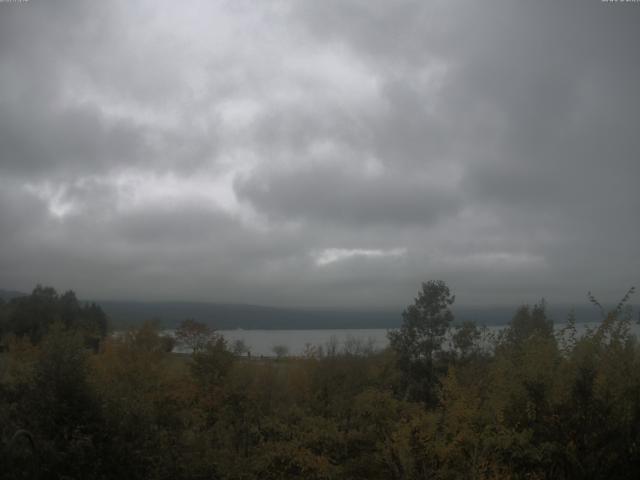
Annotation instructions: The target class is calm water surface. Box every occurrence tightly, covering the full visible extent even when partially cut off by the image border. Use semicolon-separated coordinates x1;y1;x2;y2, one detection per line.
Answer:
169;321;640;357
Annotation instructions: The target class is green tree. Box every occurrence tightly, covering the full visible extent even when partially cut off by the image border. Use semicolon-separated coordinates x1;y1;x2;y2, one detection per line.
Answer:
272;344;289;360
7;285;59;342
21;324;102;479
388;280;455;404
90;320;191;479
0;298;8;341
175;318;215;353
503;300;553;346
232;338;250;357
451;320;482;360
191;335;234;387
4;286;108;345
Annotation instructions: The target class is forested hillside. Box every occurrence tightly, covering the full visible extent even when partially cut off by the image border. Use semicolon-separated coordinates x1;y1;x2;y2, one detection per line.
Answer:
1;282;639;479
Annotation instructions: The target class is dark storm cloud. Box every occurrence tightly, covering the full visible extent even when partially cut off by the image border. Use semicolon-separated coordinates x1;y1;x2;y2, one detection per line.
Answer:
0;101;148;178
0;2;132;176
292;0;640;299
0;183;50;248
0;0;638;307
0;0;219;180
235;161;460;227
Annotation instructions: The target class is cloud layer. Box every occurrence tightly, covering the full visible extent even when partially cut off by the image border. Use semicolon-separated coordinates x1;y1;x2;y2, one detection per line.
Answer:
1;0;638;308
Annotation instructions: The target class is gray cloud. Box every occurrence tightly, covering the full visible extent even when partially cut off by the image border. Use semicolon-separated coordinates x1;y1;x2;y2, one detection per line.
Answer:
0;0;638;308
235;161;461;227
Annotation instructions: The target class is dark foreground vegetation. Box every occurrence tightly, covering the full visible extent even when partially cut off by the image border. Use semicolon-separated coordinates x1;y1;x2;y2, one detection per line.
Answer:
1;282;639;479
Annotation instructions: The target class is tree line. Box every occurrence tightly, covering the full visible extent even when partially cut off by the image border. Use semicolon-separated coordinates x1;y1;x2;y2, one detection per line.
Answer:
0;282;639;479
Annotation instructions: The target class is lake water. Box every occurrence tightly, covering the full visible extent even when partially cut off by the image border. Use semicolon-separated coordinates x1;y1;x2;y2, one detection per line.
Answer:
214;328;389;356
170;321;640;357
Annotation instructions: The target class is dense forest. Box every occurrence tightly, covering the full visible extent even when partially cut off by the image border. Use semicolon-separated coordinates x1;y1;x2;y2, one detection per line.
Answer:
1;282;639;479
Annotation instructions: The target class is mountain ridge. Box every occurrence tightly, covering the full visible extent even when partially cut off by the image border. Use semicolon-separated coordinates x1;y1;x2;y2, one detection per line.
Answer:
1;288;623;329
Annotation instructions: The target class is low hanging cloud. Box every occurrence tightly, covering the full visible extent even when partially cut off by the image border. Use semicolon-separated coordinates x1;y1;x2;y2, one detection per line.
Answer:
0;0;638;308
314;248;407;267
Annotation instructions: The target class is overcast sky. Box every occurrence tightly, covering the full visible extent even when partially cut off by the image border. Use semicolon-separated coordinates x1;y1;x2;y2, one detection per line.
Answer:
0;0;638;308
